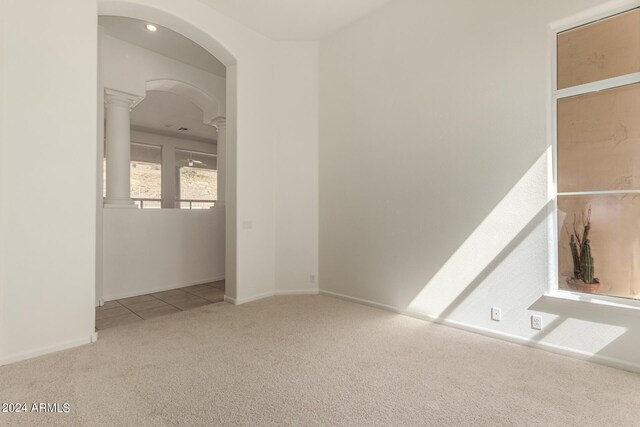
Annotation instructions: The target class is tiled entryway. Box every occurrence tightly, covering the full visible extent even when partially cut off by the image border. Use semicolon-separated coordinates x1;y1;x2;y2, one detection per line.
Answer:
95;280;225;330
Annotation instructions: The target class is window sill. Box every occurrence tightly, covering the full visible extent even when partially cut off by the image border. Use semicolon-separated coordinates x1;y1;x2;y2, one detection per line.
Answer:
545;290;640;311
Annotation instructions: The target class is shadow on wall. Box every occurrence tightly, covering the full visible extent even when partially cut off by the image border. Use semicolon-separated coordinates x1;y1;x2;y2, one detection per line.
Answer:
407;148;553;317
434;201;552;322
528;297;634;369
393;146;634;370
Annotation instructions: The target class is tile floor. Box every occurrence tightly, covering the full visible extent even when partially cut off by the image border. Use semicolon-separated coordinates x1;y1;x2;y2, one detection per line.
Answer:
95;281;225;330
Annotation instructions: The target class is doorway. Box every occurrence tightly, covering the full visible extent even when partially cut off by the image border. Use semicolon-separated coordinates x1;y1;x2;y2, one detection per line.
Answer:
95;8;237;329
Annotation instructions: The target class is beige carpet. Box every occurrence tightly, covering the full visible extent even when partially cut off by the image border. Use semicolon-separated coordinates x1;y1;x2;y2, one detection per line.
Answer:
1;295;639;426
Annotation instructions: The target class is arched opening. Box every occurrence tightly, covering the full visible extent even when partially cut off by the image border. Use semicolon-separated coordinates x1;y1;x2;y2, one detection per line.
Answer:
95;5;237;330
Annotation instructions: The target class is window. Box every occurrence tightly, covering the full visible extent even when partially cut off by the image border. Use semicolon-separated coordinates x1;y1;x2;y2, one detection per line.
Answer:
104;143;218;210
554;8;640;300
130;143;162;208
102;142;162;209
175;149;217;209
103;142;163;209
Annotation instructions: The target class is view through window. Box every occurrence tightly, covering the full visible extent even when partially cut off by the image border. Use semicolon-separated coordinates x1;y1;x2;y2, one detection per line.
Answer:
556;8;640;299
103;142;163;209
175;149;217;209
130;143;162;208
104;144;217;209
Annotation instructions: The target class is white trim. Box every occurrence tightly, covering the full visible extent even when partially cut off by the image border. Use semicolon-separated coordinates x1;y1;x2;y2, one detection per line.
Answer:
558;189;640;196
223;295;238;304
0;334;95;367
554;72;640;99
319;290;640;373
550;0;640;33
546;290;640;310
101;276;225;302
274;289;319;296
225;291;274;305
547;19;561;298
224;289;320;305
104;203;137;209
549;18;558;99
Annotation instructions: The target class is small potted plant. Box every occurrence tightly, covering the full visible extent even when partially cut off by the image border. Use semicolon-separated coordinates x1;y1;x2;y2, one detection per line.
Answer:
565;207;600;293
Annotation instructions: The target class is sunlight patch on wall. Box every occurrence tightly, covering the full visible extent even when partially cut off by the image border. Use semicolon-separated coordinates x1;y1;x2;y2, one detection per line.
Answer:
407;148;553;318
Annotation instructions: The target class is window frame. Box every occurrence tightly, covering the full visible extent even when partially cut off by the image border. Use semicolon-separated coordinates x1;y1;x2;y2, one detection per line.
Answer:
174;148;218;209
548;0;640;309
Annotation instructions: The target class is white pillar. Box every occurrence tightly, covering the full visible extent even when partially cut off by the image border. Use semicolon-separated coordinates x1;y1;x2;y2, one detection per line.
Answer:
212;117;226;208
104;89;142;208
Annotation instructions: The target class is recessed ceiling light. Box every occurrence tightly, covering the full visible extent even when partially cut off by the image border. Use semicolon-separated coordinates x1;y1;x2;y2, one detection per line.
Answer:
146;24;158;32
178;127;189;131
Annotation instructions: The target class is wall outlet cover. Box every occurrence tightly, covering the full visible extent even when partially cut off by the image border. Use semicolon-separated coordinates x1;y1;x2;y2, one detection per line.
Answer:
531;315;543;330
491;307;502;321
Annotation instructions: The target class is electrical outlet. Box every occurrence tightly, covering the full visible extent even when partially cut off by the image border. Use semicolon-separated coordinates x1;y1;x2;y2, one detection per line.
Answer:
242;220;253;230
491;307;502;321
531;315;543;330
310;274;316;284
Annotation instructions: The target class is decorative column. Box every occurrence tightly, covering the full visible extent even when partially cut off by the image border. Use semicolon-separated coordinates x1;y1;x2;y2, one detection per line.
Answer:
104;89;143;208
211;117;226;208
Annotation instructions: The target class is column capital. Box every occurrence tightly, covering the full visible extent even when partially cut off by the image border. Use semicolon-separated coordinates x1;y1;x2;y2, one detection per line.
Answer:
104;88;144;111
209;116;226;131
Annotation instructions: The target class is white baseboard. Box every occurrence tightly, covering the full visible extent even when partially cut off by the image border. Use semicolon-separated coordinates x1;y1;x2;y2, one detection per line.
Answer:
225;289;319;305
101;276;225;302
274;289;319;296
1;333;95;367
224;291;274;305
319;289;640;374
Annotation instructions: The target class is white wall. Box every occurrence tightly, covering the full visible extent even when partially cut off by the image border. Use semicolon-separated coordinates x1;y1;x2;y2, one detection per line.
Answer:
0;0;6;361
103;209;225;300
101;130;223;301
96;26;106;307
274;42;320;295
319;0;640;371
0;0;97;364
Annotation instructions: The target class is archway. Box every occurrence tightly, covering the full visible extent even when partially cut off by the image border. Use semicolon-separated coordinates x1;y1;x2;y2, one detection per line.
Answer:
96;2;238;319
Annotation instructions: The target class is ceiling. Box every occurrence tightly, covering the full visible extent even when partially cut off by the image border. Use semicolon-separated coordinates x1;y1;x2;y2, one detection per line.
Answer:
131;91;217;143
99;16;226;77
197;0;395;41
